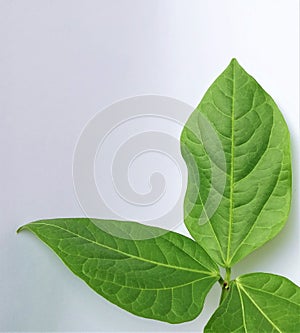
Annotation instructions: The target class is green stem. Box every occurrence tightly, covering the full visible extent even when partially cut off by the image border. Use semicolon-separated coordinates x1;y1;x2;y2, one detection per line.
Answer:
219;267;231;305
220;286;227;304
225;267;231;282
218;276;224;286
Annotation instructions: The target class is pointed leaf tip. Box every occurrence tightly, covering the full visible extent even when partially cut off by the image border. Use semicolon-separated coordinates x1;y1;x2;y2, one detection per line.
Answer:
229;58;240;68
16;225;24;234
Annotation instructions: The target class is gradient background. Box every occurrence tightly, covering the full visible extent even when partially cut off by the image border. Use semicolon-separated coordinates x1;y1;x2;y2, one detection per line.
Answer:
1;0;299;332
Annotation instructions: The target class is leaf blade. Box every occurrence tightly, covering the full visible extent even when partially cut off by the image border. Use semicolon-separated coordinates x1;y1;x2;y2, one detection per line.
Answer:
181;59;291;267
204;273;300;333
18;218;220;323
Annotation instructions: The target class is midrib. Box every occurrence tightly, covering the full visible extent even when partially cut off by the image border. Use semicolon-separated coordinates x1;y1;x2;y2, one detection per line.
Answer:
29;222;215;276
226;62;235;266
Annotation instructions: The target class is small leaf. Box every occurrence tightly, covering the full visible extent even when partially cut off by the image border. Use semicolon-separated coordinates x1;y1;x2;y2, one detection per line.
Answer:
181;59;291;267
18;218;220;323
204;273;300;333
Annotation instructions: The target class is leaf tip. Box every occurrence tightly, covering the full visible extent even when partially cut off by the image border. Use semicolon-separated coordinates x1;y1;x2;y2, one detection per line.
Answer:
230;58;239;66
16;225;26;234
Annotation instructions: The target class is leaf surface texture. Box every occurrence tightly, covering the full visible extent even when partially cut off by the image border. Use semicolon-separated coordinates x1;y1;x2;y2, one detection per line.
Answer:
181;59;291;267
204;273;300;333
18;218;220;323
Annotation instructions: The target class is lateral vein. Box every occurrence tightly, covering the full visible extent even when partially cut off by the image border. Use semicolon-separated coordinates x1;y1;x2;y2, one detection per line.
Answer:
238;284;283;333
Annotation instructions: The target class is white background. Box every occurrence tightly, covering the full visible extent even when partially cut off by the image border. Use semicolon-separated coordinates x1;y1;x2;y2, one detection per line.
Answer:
0;0;299;332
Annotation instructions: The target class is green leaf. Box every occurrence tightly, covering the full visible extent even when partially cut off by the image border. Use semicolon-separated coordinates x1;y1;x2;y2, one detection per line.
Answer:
204;273;300;333
181;59;291;267
18;218;220;323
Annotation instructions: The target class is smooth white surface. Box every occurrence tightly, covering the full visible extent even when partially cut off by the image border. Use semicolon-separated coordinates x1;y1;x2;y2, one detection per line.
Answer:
0;0;299;332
